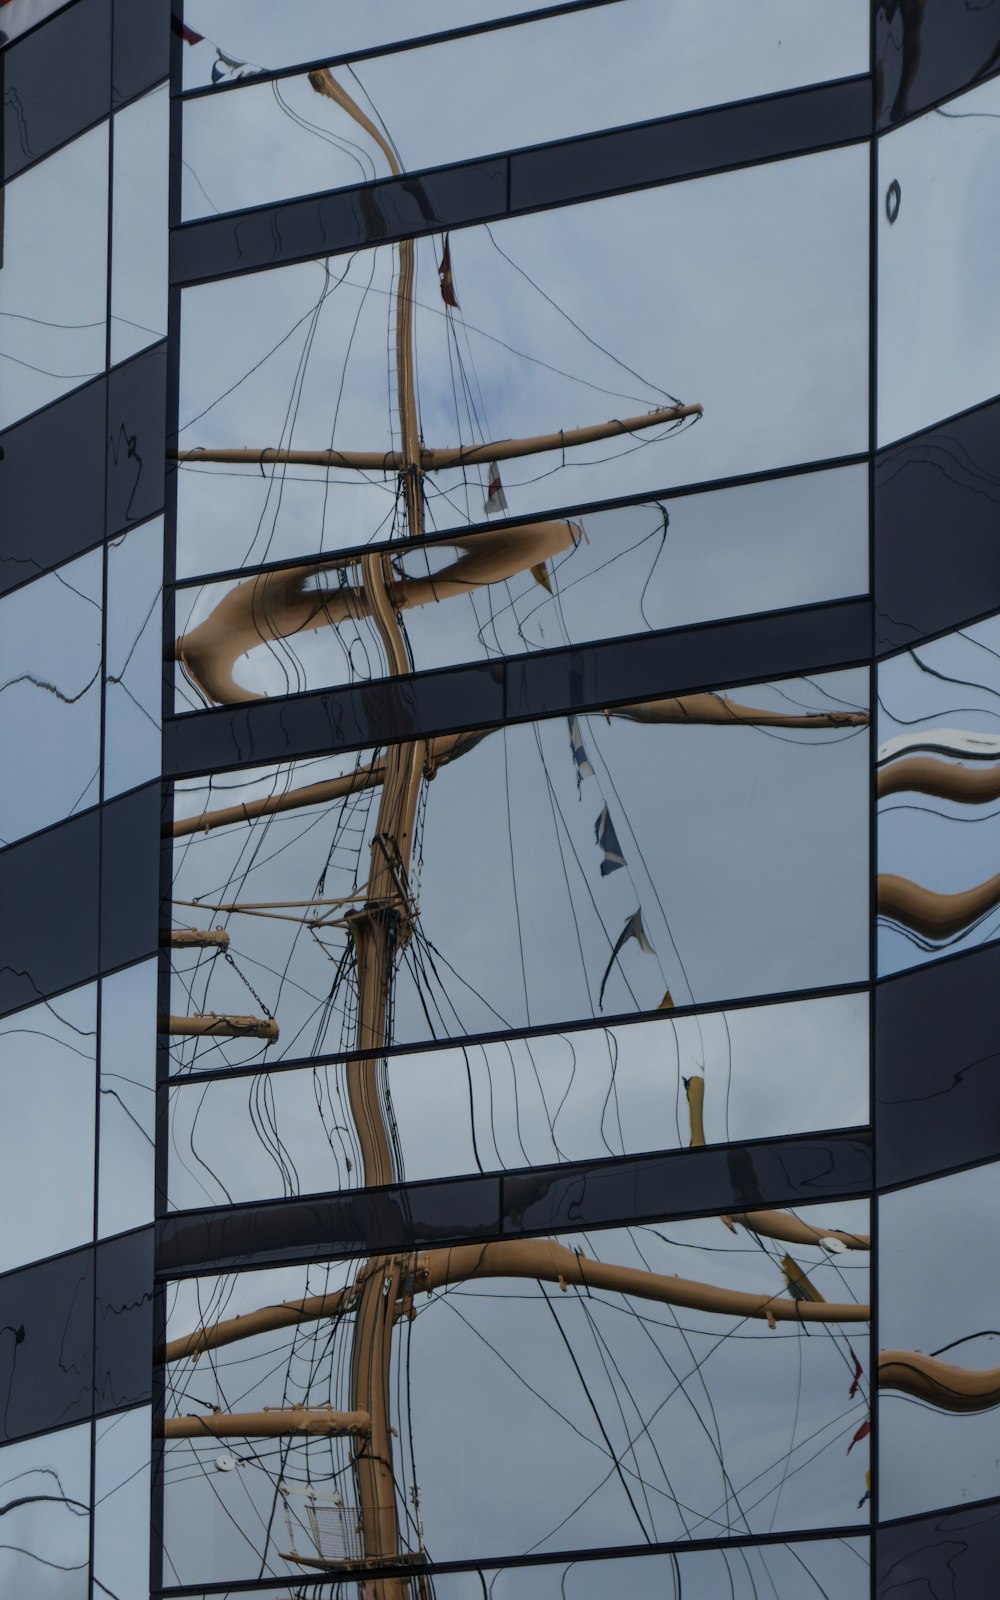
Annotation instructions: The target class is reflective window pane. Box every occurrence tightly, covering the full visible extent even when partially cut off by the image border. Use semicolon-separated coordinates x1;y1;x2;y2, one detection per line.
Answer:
879;1163;1000;1518
167;992;868;1209
0;121;108;430
878;611;1000;976
98;960;158;1238
181;1;868;218
93;1407;151;1600
878;75;1000;447
0;548;102;846
173;468;869;713
159;1204;870;1582
0;1422;90;1597
111;83;169;366
0;0;76;50
0;986;96;1271
167;668;868;1072
104;517;164;798
175;146;868;577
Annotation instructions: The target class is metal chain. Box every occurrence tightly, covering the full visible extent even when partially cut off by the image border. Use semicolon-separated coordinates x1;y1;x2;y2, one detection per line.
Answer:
222;948;274;1019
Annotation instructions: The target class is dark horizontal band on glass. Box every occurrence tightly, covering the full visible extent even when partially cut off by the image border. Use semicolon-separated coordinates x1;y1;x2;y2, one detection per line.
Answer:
156;1522;870;1597
876;939;1000;1190
156;1126;872;1278
876;1495;1000;1598
169;76;872;288
168;978;869;1087
170;450;869;592
875;389;1000;654
0;784;164;1021
0;340;168;600
876;0;1000;130
0;1226;154;1445
162;594;871;779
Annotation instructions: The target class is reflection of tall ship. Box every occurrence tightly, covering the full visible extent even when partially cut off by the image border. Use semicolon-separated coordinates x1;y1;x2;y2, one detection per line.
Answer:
160;62;995;1599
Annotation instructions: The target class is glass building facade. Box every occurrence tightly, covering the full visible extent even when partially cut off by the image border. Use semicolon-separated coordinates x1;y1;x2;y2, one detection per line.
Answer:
1;2;999;1595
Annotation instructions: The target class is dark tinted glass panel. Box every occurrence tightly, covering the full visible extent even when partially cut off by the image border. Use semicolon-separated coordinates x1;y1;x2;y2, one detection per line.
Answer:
175;147;866;576
94;1228;153;1412
159;1176;503;1276
167;995;868;1210
877;0;1000;127
160;1204;869;1581
165;661;505;775
874;394;1000;651
166;668;867;1071
877;1500;1000;1599
0;809;100;1017
0;120;108;429
0;1248;94;1442
160;1132;871;1275
173;470;868;715
0;1421;91;1595
99;784;164;973
878;613;1000;977
879;1163;1000;1518
878;76;1000;448
0;376;105;596
512;77;871;210
0;985;96;1272
180;6;867;220
506;600;871;724
0;548;103;845
877;942;1000;1186
112;0;168;104
105;341;168;535
2;0;109;178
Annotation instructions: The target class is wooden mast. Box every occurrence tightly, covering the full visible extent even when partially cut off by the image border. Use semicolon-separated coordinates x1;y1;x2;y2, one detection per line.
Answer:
307;67;431;1597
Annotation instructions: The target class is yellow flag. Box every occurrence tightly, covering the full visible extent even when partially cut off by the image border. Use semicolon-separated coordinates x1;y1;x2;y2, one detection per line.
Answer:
684;1076;705;1148
530;562;552;593
781;1253;826;1303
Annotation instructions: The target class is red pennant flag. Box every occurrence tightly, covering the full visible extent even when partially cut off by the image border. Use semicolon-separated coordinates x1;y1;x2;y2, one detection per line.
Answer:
848;1346;863;1399
438;235;459;309
172;17;205;44
847;1418;870;1454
